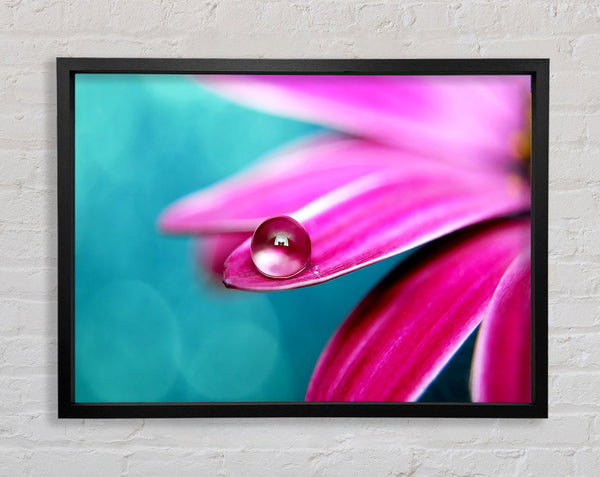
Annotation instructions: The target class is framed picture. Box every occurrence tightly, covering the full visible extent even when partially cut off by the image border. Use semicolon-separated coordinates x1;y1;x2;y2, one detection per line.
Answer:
57;58;548;418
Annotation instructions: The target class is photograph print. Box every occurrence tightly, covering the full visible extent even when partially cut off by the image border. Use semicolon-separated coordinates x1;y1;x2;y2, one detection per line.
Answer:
73;71;533;406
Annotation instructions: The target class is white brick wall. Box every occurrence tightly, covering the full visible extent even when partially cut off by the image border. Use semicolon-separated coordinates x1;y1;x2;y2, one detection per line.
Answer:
0;0;598;475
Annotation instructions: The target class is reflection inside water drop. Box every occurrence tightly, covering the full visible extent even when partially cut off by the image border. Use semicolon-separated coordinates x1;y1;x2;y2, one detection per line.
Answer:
250;216;311;279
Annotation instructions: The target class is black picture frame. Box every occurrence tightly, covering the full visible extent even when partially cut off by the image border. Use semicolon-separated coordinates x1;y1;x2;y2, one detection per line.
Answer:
57;58;549;419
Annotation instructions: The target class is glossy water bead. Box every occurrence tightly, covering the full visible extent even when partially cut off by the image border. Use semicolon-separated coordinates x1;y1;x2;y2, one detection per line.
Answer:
250;216;311;279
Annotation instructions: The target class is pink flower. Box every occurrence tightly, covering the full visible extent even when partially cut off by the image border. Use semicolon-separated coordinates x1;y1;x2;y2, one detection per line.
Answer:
159;75;532;403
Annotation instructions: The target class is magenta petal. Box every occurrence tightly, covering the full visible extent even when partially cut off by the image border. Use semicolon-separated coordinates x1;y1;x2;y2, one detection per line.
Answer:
470;252;531;403
200;75;530;168
159;136;401;234
223;160;530;291
305;219;530;402
196;232;252;279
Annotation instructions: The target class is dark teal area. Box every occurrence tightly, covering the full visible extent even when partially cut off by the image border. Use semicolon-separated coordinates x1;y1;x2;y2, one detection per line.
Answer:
74;74;411;402
419;326;478;403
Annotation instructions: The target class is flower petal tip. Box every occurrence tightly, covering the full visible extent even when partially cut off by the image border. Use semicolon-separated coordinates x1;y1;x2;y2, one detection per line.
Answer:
157;206;188;234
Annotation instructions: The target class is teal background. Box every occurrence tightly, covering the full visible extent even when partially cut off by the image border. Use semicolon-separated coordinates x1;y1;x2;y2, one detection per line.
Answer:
74;74;410;402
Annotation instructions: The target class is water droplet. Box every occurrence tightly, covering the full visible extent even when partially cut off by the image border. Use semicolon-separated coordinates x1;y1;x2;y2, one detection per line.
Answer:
251;216;311;279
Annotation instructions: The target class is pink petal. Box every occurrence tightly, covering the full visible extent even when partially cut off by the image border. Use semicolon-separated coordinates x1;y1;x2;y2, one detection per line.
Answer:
470;251;531;403
159;136;402;234
305;218;530;402
200;74;530;168
223;159;530;291
196;232;252;279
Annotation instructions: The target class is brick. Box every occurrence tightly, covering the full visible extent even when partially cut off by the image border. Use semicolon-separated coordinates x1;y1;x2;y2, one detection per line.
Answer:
0;449;32;477
582;227;600;256
0;413;61;446
316;448;414;476
0;267;56;301
550;332;600;369
0;108;48;146
498;1;600;36
409;3;454;31
549;146;600;186
394;38;481;57
494;415;590;446
127;449;223;476
0;298;55;336
0;335;56;374
478;37;574;71
552;113;587;144
308;2;358;33
413;449;523;477
552;71;600;107
225;447;414;476
0;376;50;413
575;447;600;475
0;228;56;267
548;261;600;298
0;1;14;28
12;0;66;32
217;2;307;35
102;0;164;33
549;189;598;220
64;37;179;58
548;226;583;257
587;113;600;145
356;3;403;33
521;449;576;476
139;419;375;450
0;37;68;67
551;373;600;408
12;68;55;105
160;2;219;32
0;187;57;228
63;1;113;31
63;419;146;444
30;450;122;477
549;298;600;328
573;34;600;66
453;3;502;35
593;416;600;445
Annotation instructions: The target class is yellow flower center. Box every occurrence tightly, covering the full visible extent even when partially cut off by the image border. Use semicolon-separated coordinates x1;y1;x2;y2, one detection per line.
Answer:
508;97;532;180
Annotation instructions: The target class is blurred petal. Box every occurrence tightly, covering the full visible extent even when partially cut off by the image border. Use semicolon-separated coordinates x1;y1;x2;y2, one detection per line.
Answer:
200;74;530;168
305;218;530;402
159;136;401;234
196;232;252;279
223;160;530;291
470;251;531;403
